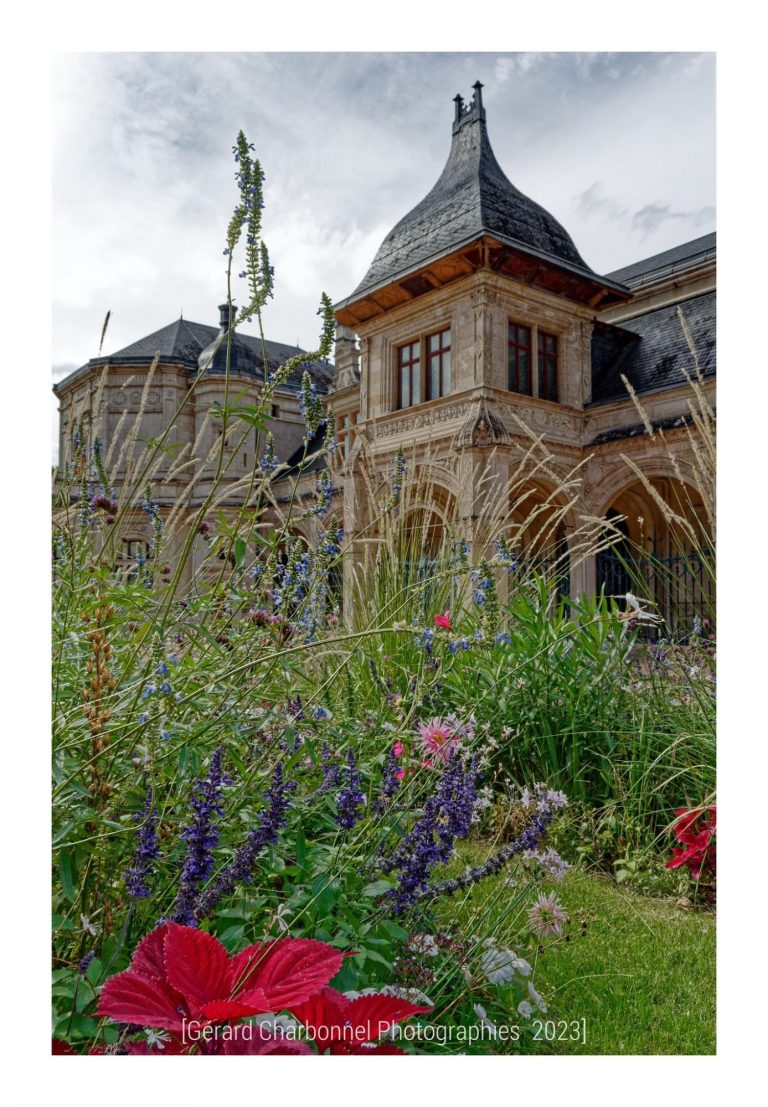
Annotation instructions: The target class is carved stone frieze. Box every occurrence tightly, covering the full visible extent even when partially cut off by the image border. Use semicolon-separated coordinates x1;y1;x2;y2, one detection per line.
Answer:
109;388;161;412
374;400;472;439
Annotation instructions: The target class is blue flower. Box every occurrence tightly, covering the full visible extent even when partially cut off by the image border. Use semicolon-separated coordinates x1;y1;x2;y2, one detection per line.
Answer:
335;750;365;829
172;748;227;925
195;764;295;920
124;788;160;900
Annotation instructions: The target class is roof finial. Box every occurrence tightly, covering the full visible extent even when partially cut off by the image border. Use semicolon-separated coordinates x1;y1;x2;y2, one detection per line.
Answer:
452;81;486;135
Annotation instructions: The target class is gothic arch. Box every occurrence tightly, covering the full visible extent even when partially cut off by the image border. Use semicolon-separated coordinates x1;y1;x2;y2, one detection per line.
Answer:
588;455;699;523
505;471;580;557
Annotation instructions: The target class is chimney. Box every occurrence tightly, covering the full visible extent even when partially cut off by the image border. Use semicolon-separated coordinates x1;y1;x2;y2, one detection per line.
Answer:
218;303;237;330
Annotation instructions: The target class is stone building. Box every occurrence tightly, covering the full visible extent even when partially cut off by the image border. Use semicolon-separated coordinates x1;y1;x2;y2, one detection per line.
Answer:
53;305;334;581
328;82;715;630
54;81;715;630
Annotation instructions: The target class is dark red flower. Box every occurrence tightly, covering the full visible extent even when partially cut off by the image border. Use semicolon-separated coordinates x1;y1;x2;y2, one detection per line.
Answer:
666;806;716;879
97;923;344;1036
52;1038;77;1055
289;986;431;1055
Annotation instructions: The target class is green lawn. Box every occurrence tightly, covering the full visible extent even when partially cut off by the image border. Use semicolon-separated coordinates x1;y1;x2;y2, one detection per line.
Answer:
440;863;716;1055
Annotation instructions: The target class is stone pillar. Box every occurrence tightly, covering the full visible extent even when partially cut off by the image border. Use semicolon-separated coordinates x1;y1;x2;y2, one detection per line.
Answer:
569;550;597;603
333;325;360;390
470;287;501;389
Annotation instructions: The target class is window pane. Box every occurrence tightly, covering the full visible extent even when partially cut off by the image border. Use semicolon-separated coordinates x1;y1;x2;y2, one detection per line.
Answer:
430;354;440;399
520;353;530;394
443;330;451;348
522;350;531;393
412;360;421;403
442;350;451;394
400;365;410;408
429;333;440;353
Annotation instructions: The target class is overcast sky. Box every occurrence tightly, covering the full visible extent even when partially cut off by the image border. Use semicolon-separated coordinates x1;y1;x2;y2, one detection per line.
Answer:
53;51;715;391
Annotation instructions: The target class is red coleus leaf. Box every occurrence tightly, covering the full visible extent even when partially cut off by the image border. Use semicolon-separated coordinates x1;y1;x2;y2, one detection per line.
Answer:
129;924;169;980
98;925;353;1038
197;999;261;1022
343;993;433;1041
290;986;431;1054
52;1038;77;1055
97;969;189;1032
218;1025;313;1055
289;986;348;1040
231;938;345;1011
163;923;233;1013
347;1041;409;1055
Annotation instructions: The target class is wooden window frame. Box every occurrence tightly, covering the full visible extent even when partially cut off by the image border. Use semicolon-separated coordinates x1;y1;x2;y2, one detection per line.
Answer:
426;327;452;401
537;329;559;403
508;320;560;403
396;327;452;410
397;340;421;410
508;322;533;395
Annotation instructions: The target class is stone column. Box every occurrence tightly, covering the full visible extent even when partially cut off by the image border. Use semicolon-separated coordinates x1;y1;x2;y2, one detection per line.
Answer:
569;550;597;603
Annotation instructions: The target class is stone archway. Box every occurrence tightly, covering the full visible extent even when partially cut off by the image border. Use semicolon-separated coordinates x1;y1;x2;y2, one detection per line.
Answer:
593;472;713;635
502;474;578;597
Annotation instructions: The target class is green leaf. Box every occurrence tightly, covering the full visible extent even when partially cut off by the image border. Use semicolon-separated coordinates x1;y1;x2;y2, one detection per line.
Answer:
295;828;307;871
362;879;394;898
59;852;77;903
381;920;409;942
362;948;392;968
217;925;247;949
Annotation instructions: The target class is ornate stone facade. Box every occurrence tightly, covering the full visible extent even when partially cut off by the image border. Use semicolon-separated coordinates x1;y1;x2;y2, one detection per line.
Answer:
54;84;715;632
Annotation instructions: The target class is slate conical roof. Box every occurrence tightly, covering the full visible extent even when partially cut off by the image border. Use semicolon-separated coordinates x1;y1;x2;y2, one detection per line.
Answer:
348;82;602;303
53;308;334;393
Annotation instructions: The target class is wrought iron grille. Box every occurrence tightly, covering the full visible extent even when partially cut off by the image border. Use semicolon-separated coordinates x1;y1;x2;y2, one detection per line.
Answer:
597;548;715;637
